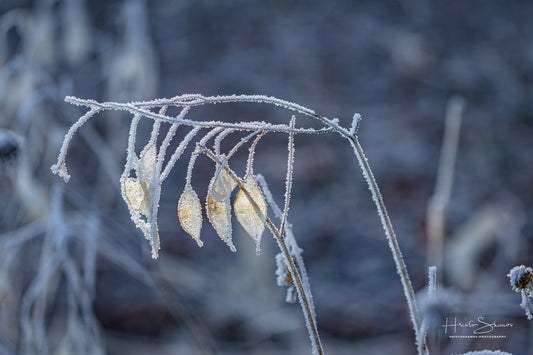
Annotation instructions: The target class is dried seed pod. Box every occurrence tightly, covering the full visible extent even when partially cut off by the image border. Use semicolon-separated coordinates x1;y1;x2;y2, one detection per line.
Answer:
206;193;235;251
234;173;267;252
123;177;146;214
178;183;203;246
121;138;163;259
139;141;157;182
508;265;533;293
209;166;236;202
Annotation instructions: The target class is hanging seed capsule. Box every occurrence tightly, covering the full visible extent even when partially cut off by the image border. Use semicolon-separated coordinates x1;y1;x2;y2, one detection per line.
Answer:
139;141;157;182
123;177;146;214
209;167;236;202
206;193;236;251
234;173;267;252
178;183;203;247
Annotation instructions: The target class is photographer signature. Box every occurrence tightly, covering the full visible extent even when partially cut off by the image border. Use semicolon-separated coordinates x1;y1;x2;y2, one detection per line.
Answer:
442;317;513;334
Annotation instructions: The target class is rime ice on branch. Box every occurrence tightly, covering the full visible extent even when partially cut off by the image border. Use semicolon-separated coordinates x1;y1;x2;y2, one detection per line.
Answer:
52;94;427;355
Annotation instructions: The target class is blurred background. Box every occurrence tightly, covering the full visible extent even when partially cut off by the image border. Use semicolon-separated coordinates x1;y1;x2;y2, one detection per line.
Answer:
0;0;532;354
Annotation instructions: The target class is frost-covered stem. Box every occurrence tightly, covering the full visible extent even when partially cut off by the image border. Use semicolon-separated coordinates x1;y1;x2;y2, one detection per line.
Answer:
64;95;335;135
279;116;295;237
348;135;427;355
185;128;224;184
156;106;189;175
245;133;265;174
201;148;324;355
256;174;315;311
268;221;324;355
161;126;201;181
51;107;100;182
418;266;437;354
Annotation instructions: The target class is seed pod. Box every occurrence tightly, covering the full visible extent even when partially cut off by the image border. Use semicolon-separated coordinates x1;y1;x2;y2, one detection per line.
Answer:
508;265;533;292
209;167;236;202
234;173;267;252
178;183;203;246
206;192;235;251
139;141;157;183
123;177;146;214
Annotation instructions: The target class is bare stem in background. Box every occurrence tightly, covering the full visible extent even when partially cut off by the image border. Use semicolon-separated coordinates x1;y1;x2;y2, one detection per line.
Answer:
427;96;465;271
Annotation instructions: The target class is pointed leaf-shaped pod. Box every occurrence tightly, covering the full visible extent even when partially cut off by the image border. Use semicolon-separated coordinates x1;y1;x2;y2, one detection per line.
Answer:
139;141;157;183
209;167;236;202
123;177;147;214
234;173;267;251
178;183;203;247
206;193;235;251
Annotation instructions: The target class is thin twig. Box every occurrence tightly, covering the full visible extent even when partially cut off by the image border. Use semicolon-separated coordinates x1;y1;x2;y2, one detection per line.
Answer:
279;116;296;237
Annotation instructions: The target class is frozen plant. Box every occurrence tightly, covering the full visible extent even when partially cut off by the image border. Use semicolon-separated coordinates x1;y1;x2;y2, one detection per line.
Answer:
52;94;429;354
507;265;533;320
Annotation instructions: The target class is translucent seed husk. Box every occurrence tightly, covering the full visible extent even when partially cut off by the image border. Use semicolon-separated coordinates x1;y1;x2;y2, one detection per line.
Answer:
234;173;267;251
206;193;235;251
178;183;203;246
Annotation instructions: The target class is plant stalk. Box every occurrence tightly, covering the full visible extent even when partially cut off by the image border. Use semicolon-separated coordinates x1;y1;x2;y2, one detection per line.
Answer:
348;135;428;355
201;146;324;355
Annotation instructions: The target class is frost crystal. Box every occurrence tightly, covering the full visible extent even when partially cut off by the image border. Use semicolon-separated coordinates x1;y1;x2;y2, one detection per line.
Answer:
521;291;533;320
508;265;533;320
275;253;297;303
508;265;533;292
275;253;291;286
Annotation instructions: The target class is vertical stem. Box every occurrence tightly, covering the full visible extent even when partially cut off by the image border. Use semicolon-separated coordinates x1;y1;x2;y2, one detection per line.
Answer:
266;219;324;355
201;147;324;355
426;96;465;270
348;136;428;355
